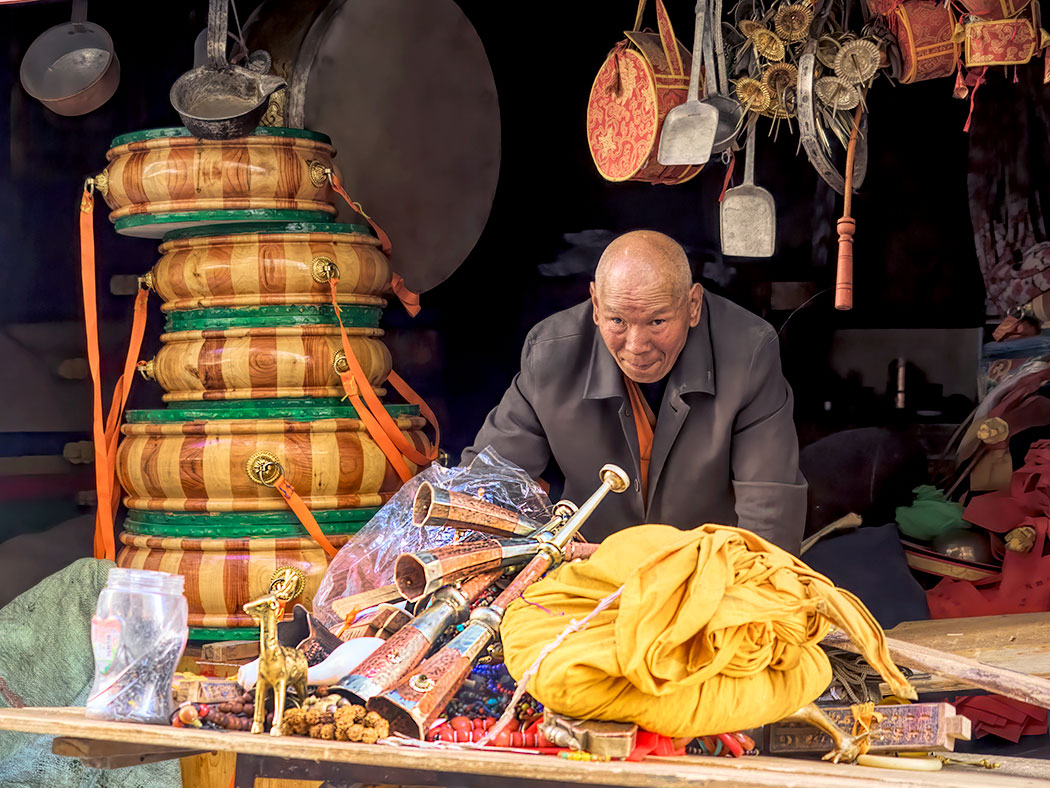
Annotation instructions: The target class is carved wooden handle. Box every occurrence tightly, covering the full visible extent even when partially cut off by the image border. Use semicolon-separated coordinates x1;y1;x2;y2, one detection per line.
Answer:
835;217;855;311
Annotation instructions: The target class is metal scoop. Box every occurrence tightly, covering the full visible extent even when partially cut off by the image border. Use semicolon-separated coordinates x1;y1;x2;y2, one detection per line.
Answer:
720;125;776;257
169;0;285;139
657;0;718;166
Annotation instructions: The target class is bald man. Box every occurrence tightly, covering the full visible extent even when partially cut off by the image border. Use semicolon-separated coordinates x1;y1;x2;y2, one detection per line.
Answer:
462;230;807;552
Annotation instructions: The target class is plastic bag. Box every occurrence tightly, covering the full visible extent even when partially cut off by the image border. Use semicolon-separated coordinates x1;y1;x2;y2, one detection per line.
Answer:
312;447;551;630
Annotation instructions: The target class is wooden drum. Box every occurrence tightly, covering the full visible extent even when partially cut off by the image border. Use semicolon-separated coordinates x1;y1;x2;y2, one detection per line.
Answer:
116;532;351;628
150;222;391;310
142;304;391;402
97;127;341;238
115;403;428;511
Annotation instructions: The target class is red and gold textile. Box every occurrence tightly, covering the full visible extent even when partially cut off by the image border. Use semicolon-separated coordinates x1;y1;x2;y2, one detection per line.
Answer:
586;0;703;185
890;1;961;82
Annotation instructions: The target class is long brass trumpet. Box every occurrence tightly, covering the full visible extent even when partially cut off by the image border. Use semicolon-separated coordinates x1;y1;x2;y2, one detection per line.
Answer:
369;464;630;738
413;482;542;536
332;568;503;705
396;501;578;601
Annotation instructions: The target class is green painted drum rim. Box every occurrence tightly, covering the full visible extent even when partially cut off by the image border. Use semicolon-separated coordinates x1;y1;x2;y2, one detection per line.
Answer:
125;507;379;526
114;210;334;239
189;626;258;641
125;401;419;423
163;304;381;332
161;221;376;242
109;126;333;148
123;518;370;539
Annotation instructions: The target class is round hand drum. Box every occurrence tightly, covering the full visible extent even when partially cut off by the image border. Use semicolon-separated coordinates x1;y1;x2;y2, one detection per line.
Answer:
115;403;428;511
99;127;341;238
244;0;500;292
151;222;392;311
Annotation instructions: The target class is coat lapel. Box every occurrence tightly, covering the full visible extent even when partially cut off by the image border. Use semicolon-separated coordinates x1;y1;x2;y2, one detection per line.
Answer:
646;298;716;515
583;329;643;500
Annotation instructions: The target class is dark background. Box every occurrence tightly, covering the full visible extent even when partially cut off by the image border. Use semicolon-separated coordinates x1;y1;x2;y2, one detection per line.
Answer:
0;0;992;481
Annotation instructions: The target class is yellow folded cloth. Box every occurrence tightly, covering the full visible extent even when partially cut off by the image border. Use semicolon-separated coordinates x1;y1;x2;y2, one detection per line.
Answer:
502;524;915;737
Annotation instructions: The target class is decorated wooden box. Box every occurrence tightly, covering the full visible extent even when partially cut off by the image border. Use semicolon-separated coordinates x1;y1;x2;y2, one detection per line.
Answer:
97;127;341;238
150;222;391;311
141;305;391;402
115;401;428;511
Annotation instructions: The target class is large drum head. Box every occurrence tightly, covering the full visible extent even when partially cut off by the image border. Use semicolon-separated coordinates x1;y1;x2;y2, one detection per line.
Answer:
255;0;500;293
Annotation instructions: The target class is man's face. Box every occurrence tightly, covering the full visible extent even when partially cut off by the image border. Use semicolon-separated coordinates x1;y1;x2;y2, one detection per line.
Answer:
591;278;703;384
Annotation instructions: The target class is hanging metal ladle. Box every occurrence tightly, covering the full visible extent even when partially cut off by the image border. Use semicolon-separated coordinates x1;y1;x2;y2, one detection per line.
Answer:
169;0;285;139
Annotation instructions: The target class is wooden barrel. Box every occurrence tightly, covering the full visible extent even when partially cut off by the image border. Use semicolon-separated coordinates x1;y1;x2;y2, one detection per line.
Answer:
123;506;379;539
146;326;391;402
151;222;392;311
116;403;428;511
116;532;351;628
98;127;341;238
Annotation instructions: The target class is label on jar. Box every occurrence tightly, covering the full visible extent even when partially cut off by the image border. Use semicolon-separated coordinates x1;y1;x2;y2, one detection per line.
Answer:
91;615;123;675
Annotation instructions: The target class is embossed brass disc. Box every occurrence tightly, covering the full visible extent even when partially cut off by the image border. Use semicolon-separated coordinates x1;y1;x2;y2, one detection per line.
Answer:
269;566;307;600
246;450;284;486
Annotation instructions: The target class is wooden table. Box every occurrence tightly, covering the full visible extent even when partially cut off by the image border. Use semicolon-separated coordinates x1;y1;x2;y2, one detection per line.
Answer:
1;707;1048;788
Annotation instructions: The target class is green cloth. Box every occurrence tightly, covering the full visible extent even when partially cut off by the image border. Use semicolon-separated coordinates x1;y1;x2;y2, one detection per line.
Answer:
895;485;966;540
0;558;180;788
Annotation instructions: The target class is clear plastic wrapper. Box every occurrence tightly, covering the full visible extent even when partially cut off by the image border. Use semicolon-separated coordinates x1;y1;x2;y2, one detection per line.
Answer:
313;447;551;630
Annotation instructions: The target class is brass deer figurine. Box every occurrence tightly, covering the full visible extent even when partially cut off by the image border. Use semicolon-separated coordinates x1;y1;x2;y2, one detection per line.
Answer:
243;593;308;735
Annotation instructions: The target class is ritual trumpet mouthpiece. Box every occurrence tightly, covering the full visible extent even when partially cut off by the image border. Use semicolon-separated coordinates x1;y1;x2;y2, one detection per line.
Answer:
412;482;541;537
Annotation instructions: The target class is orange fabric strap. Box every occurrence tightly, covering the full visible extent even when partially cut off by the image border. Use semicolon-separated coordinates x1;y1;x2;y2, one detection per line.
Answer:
328;172;393;256
82;184;151;560
274;475;340;558
81;187;113;560
328;280;438;469
623;377;655;506
328;281;417;482
390;272;422;317
326;171;424;317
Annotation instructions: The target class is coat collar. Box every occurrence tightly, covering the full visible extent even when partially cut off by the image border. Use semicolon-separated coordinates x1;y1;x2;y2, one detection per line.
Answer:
582;292;716;401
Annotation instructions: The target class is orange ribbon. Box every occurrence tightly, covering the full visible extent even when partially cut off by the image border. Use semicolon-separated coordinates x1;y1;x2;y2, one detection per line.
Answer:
328;279;440;476
326;171;423;317
81;185;150;561
274;475;340;558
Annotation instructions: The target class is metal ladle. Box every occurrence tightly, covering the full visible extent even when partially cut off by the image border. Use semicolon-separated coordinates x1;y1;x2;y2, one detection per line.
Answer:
169;0;285;139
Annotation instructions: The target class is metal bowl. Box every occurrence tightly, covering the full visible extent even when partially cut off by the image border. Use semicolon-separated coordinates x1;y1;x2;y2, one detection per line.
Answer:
20;20;120;116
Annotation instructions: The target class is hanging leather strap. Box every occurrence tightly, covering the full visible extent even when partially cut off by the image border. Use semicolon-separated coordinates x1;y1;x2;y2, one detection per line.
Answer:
273;475;340;558
390;273;421;317
81;184;150;560
325;169;423;318
328;279;439;473
623;377;655;506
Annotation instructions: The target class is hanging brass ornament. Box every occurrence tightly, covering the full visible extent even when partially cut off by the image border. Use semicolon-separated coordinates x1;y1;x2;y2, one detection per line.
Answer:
834;39;881;84
815;76;861;110
762;62;800;95
816;35;843;69
775;3;815;43
735;77;773;112
750;28;787;61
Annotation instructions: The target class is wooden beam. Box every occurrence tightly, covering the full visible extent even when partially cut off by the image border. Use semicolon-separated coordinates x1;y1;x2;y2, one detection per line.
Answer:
52;737;206;768
823;630;1050;708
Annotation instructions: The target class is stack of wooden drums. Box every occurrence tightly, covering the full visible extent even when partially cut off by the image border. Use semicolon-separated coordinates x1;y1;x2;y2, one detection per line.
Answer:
96;127;430;640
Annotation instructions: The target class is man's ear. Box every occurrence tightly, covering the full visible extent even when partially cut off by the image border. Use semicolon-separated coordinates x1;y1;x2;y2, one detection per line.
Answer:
590;281;600;325
687;283;703;327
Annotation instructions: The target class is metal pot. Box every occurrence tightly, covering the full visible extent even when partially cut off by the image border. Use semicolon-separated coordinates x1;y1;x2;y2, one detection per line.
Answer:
19;0;120;117
169;0;285;139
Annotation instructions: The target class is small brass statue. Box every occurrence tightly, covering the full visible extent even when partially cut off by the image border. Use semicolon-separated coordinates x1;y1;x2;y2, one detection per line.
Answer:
243;593;308;736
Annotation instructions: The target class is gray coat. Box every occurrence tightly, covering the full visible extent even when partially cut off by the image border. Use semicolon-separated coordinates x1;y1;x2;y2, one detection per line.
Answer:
462;293;807;553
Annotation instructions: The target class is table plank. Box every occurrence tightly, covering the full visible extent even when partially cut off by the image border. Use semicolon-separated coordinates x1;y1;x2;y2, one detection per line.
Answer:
0;707;1044;788
882;614;1050;695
